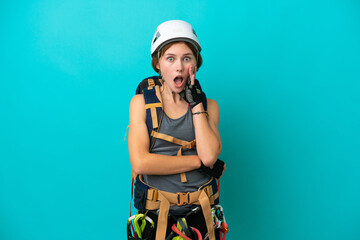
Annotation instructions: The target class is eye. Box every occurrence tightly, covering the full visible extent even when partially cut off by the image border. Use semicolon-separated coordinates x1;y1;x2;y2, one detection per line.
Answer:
184;57;191;62
167;57;174;62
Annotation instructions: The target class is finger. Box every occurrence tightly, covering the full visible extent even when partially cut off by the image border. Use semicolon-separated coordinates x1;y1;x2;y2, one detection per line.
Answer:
193;66;197;82
188;65;195;85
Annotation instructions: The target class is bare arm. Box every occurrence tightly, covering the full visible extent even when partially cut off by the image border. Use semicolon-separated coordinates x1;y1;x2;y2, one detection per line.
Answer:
192;99;222;167
128;94;202;175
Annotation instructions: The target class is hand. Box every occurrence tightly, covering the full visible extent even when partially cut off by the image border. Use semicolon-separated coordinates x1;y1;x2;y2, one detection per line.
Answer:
199;159;225;179
180;66;203;108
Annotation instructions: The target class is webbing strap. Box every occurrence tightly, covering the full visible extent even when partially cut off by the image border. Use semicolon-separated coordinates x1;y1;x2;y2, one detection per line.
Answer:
151;131;196;156
151;131;197;183
150;108;158;129
176;141;196;156
180;173;187;183
155;192;170;240
151;131;192;146
199;190;216;240
177;140;196;183
145;103;163;109
145;186;218;208
148;78;155;88
144;84;162;131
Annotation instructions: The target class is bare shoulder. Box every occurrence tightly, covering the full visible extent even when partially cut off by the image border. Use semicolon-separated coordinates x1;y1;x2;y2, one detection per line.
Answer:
206;98;220;113
129;94;146;121
130;94;145;107
131;94;145;103
206;98;220;124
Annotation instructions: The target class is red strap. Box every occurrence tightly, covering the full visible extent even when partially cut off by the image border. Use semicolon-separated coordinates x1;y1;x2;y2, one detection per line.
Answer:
129;177;135;235
191;227;203;240
220;222;228;240
130;177;135;217
171;224;192;240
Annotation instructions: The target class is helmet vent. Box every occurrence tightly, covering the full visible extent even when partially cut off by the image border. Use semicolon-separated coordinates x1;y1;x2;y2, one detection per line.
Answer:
153;31;161;44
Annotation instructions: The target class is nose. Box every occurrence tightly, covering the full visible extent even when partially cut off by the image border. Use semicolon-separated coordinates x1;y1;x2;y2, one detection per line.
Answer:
175;59;184;72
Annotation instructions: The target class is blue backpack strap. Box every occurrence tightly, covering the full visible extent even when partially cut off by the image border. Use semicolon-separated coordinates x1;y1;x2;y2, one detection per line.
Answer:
136;76;163;94
136;76;164;139
143;87;163;137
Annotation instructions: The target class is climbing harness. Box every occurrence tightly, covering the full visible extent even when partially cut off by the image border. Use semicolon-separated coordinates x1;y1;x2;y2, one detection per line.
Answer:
132;174;219;240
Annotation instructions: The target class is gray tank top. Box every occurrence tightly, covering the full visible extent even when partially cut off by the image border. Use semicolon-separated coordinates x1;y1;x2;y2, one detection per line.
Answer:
143;107;210;214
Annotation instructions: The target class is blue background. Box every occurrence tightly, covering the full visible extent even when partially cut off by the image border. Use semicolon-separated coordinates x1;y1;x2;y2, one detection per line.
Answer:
1;0;360;239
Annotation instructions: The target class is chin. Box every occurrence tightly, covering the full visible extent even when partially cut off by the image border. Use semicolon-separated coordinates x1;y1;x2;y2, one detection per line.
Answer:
174;87;185;93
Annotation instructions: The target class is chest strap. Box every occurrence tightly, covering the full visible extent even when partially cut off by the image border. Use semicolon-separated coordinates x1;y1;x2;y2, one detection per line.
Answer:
151;131;196;183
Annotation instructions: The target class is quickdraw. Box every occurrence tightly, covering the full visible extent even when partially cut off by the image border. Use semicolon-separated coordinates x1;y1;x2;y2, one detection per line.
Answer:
127;213;155;240
212;205;228;240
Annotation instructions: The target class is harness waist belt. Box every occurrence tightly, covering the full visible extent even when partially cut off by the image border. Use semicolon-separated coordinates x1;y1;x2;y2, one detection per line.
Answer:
146;185;219;208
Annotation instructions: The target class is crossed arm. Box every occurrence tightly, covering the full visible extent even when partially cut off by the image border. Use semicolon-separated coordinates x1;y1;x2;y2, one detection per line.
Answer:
128;94;222;175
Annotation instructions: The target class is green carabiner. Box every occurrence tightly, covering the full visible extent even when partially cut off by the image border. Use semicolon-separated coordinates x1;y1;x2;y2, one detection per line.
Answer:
134;214;147;239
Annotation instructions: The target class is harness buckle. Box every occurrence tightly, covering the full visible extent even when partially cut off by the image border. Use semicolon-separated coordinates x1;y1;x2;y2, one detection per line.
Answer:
177;192;190;206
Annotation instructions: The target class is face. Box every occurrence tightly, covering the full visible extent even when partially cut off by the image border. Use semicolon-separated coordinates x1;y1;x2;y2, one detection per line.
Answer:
156;42;197;93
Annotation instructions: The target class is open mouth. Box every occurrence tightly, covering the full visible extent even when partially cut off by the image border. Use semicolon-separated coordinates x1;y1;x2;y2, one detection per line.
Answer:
174;76;185;88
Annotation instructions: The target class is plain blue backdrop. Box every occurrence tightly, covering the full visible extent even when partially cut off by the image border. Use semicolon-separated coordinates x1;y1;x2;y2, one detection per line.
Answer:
1;0;359;239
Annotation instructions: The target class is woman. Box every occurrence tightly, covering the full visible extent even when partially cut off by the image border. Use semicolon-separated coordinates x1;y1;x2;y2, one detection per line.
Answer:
128;20;225;240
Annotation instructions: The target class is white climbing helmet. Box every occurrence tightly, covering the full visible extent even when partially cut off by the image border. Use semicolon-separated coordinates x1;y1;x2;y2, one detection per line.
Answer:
150;20;201;56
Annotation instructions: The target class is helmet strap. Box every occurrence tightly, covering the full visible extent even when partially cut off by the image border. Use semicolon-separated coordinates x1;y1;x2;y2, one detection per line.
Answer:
156;50;163;77
157;50;161;63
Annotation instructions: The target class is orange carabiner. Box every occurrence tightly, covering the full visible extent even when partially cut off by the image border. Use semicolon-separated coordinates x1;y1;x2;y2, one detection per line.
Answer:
219;222;229;240
221;222;229;234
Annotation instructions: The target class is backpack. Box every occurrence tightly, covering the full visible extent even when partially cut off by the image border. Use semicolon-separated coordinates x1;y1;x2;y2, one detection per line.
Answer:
128;76;223;240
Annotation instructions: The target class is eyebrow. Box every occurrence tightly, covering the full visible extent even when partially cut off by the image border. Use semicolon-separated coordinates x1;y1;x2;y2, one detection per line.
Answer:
164;52;194;57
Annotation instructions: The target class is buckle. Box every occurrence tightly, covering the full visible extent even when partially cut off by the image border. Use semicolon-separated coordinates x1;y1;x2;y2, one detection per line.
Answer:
177;192;190;206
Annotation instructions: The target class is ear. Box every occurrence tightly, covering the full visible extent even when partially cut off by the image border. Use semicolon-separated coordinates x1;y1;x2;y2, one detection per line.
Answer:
156;62;160;71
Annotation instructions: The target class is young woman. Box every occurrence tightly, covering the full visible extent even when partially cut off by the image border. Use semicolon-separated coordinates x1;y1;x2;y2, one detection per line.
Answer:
128;20;225;240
